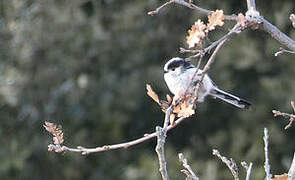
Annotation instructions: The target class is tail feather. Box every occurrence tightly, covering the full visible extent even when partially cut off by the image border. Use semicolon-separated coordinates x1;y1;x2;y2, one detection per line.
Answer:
210;89;251;109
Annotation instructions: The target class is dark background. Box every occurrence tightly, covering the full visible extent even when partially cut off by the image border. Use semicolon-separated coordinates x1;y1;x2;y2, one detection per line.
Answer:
0;0;295;179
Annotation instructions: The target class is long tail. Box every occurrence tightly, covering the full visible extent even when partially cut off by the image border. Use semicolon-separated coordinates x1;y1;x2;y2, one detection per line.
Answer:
210;88;251;109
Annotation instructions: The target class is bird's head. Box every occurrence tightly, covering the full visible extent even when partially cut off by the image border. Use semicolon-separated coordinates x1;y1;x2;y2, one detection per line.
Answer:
164;57;194;76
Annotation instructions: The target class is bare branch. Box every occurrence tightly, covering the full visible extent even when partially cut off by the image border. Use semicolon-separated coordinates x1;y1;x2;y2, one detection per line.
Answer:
245;1;295;51
155;107;173;180
275;47;295;56
148;0;237;21
147;1;174;16
246;0;256;11
188;23;242;60
272;101;295;130
191;35;228;105
202;39;226;74
149;0;295;51
241;161;253;180
263;128;272;180
260;17;295;51
213;149;239;180
245;9;295;51
180;47;202;54
272;110;295;120
178;153;199;180
47;116;186;155
288;153;295;180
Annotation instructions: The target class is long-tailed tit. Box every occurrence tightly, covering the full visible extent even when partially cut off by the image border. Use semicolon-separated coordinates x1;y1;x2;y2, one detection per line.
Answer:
164;57;251;109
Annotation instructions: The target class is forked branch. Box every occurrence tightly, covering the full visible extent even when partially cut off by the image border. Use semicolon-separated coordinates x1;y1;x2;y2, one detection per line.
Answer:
148;0;237;21
155;107;173;180
179;153;199;180
273;101;295;130
213;149;239;180
46;117;185;155
149;0;295;51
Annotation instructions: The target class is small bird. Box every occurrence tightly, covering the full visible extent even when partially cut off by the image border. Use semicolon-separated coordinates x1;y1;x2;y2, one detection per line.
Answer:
163;57;251;109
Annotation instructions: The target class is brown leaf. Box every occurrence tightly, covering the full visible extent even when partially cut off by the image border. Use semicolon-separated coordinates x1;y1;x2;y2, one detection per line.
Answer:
271;174;288;180
44;121;64;145
237;13;247;28
173;101;195;118
166;94;172;104
146;84;160;105
207;10;224;31
186;20;207;48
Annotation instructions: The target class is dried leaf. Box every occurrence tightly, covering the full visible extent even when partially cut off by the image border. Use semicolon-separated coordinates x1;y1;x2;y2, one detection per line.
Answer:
173;102;195;118
237;13;247;28
207;10;224;31
44;121;64;145
186;19;207;48
271;174;288;180
146;84;160;105
166;94;172;104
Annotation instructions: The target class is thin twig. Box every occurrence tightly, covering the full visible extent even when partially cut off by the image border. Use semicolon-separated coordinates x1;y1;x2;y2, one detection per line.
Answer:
244;1;295;51
275;47;295;56
202;39;227;74
273;110;295;130
178;153;199;180
272;101;295;129
189;23;241;60
272;110;295;119
180;47;202;54
288;153;295;180
149;0;295;51
47;116;186;155
213;149;239;180
260;17;295;51
263;128;272;180
148;0;237;21
241;161;253;180
245;1;295;52
155;107;173;180
192;37;228;105
147;0;174;16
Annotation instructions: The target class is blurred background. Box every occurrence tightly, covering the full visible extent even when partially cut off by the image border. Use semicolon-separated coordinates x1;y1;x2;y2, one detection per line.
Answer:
1;0;295;179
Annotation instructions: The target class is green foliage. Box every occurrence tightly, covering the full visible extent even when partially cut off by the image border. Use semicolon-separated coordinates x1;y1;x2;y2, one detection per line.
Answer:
0;0;295;179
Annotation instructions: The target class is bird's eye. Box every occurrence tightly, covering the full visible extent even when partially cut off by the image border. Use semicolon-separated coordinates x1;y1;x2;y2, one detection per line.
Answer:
171;68;175;71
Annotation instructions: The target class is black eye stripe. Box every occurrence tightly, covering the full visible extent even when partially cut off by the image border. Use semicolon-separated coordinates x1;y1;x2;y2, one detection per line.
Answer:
167;61;190;69
167;60;191;70
167;62;181;70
